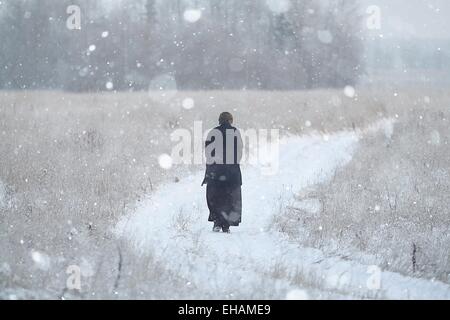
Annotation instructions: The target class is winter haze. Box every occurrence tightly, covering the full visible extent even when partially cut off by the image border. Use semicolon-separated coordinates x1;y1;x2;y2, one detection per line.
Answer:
0;0;449;300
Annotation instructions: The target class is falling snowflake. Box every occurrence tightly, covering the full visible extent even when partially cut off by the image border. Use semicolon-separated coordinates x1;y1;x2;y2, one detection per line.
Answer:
183;9;202;23
158;154;173;169
344;86;356;98
106;82;114;90
31;250;51;271
182;97;195;110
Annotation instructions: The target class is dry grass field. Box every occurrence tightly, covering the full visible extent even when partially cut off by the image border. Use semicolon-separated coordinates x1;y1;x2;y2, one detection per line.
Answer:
0;88;449;298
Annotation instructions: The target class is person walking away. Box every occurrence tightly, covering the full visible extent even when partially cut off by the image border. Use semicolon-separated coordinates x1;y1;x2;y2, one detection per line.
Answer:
202;112;243;233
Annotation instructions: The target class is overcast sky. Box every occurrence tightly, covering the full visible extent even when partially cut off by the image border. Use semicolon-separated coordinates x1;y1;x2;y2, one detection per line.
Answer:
362;0;450;39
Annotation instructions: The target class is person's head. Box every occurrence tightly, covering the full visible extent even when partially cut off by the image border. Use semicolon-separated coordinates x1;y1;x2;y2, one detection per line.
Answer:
219;112;233;126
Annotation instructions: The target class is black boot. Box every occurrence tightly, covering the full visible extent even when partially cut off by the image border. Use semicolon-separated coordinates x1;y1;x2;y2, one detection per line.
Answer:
213;221;221;233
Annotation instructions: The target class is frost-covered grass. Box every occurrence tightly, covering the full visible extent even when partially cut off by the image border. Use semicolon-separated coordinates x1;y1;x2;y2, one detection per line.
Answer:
0;88;449;299
271;92;450;283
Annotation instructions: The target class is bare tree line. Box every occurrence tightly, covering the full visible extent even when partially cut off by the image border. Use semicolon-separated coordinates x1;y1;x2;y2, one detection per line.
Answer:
0;0;365;91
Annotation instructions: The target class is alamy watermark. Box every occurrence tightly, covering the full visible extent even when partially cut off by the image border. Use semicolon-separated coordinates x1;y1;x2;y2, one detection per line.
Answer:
66;264;81;291
169;121;280;176
366;5;382;30
366;265;382;291
66;5;81;30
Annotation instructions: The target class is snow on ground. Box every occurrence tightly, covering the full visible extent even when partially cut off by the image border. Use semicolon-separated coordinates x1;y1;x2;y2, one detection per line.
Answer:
114;119;450;299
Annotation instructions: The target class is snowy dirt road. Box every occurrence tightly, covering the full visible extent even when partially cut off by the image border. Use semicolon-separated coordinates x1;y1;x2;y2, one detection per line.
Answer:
114;119;450;299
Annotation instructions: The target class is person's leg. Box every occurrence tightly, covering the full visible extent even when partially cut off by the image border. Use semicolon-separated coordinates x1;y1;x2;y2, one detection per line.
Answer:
208;184;237;233
220;185;241;232
221;217;230;233
230;186;242;226
213;220;222;232
207;184;219;227
208;184;226;232
219;186;233;232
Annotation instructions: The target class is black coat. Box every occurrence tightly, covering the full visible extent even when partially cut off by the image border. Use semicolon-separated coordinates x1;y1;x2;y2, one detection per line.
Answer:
202;123;243;187
207;183;242;226
202;123;243;227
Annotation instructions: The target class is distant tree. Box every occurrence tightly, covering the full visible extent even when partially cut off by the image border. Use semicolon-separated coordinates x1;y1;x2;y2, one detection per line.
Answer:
324;0;365;86
0;0;365;91
1;0;27;88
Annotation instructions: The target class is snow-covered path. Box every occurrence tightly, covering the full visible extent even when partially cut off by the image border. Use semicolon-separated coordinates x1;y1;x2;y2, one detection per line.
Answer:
114;120;450;299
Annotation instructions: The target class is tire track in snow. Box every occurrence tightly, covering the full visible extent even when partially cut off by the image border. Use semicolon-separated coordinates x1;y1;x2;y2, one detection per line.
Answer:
114;119;450;299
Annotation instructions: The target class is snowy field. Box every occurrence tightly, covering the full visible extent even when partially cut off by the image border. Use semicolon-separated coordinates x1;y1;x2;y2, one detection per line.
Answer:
0;89;449;299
